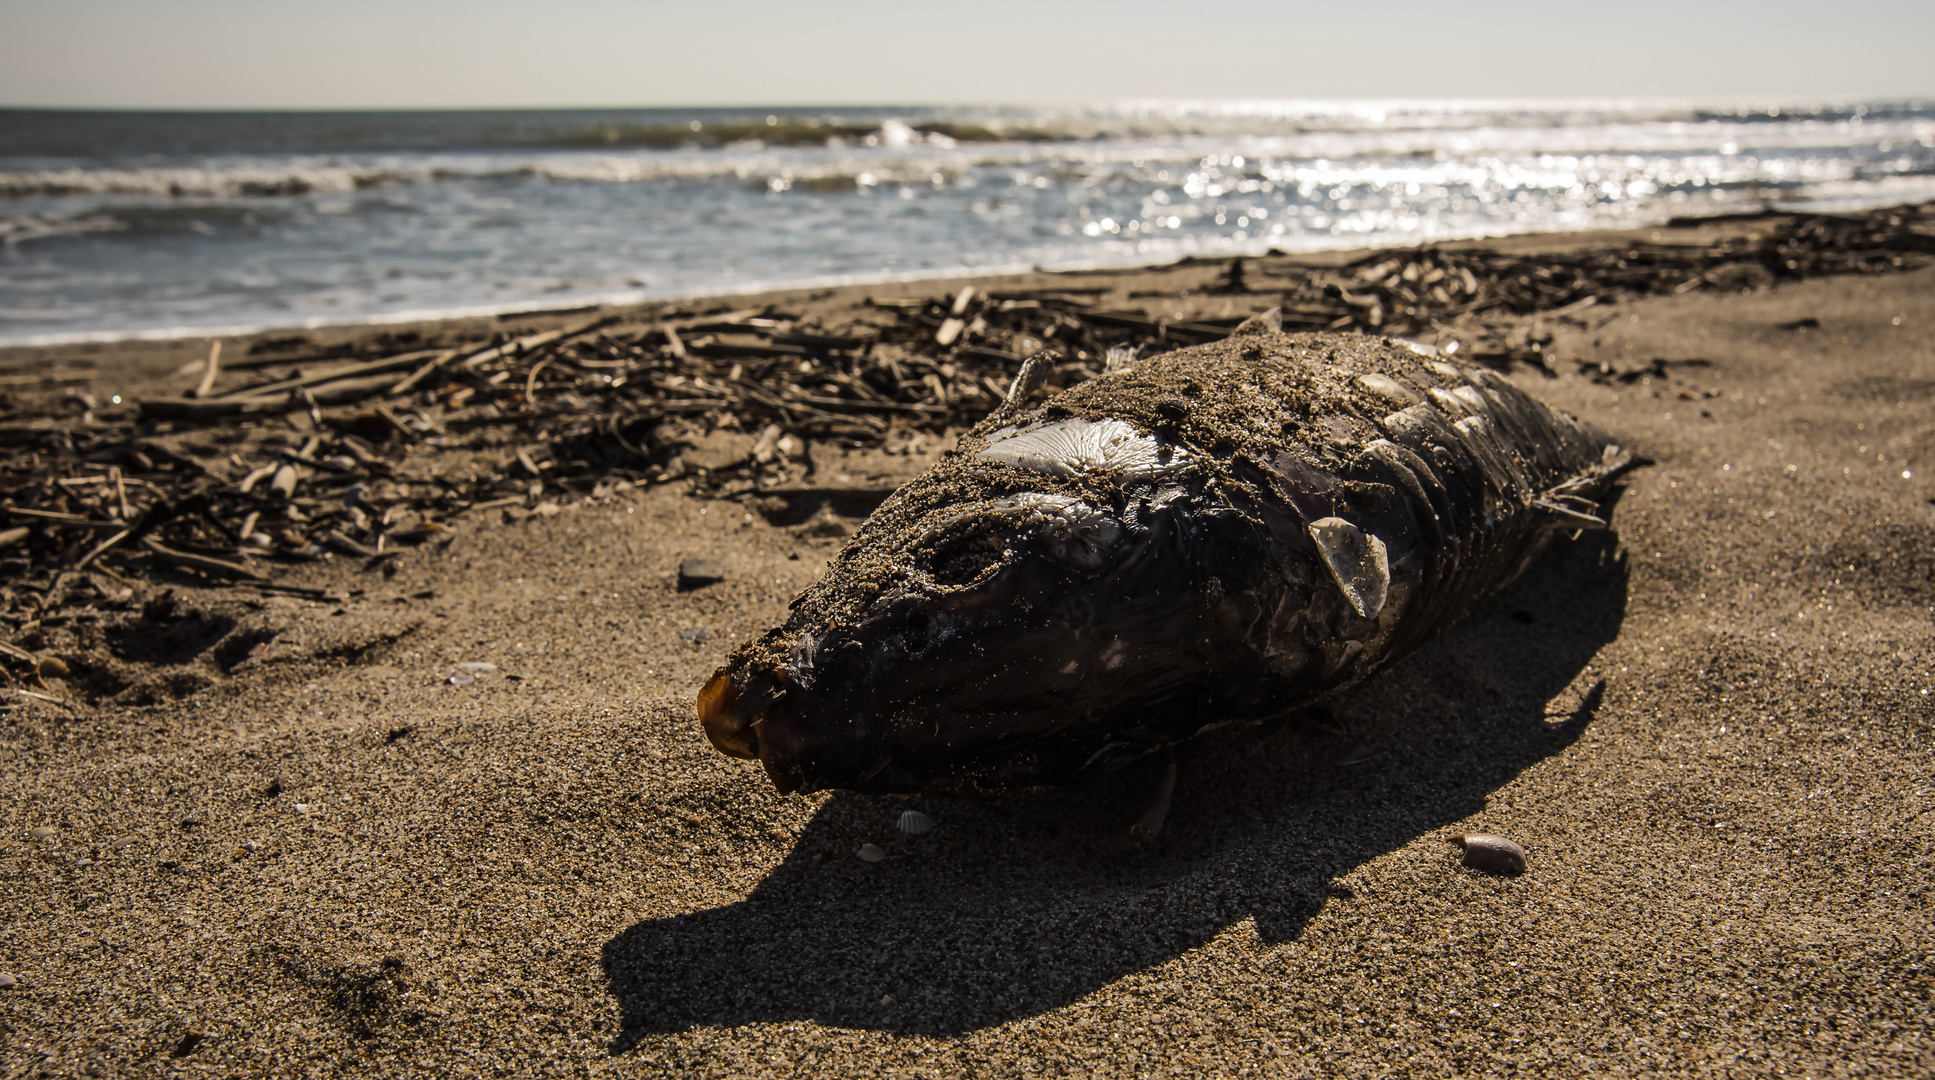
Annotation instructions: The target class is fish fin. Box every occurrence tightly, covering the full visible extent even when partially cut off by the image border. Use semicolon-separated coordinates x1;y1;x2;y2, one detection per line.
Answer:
1530;442;1643;530
1230;307;1282;337
1004;353;1052;409
1600;442;1651;478
1530;497;1608;530
1307;517;1390;620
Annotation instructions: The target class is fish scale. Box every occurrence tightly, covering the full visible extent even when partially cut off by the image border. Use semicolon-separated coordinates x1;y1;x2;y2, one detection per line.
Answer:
701;331;1632;796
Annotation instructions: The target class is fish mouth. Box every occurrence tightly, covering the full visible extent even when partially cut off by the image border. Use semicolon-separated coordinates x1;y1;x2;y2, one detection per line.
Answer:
698;671;755;758
697;668;807;794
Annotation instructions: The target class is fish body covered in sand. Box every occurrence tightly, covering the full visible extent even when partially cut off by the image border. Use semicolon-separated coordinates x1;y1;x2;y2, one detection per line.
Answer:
700;331;1630;795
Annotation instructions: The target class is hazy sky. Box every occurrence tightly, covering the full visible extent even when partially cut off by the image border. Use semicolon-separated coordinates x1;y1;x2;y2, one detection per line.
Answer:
3;0;1930;109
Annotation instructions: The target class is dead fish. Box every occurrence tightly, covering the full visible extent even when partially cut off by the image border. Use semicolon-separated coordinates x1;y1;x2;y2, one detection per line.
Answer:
700;331;1632;796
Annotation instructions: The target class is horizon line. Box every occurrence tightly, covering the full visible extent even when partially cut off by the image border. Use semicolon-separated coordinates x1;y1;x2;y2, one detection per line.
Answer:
4;94;1933;115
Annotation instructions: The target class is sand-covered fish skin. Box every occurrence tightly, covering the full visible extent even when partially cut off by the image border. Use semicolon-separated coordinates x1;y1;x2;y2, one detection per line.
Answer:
700;331;1631;795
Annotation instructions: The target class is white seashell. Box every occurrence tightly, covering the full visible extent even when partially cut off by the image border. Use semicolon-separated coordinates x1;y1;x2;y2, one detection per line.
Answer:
896;810;934;836
855;843;886;863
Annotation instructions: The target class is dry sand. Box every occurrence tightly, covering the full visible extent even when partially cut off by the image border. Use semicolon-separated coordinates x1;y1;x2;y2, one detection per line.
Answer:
2;240;1932;1077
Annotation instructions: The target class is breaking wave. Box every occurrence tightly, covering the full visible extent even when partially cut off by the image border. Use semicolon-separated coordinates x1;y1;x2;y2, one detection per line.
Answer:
1;98;1930;344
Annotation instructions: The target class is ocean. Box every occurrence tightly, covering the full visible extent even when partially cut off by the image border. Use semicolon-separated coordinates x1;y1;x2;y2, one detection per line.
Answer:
1;100;1930;346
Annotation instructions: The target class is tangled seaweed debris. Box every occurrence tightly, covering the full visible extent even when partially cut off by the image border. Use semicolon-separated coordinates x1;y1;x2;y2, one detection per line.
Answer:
0;204;1929;634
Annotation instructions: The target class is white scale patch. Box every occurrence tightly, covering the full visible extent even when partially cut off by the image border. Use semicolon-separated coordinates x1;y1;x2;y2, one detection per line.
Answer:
1307;516;1390;621
981;419;1192;483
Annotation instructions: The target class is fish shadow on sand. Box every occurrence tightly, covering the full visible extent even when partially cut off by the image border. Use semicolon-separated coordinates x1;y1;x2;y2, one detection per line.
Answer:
603;528;1628;1044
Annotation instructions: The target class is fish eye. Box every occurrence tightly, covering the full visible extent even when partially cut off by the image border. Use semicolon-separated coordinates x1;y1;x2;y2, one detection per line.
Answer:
927;522;1006;587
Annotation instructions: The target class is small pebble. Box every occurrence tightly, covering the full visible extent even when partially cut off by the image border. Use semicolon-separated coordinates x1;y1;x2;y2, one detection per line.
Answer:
679;558;728;588
456;661;497;672
28;827;54;840
0;972;16;989
1451;833;1528;876
447;672;475;686
896;810;934;836
856;843;886;863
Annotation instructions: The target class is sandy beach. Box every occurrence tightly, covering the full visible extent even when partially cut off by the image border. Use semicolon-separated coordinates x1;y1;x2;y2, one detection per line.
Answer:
2;219;1931;1077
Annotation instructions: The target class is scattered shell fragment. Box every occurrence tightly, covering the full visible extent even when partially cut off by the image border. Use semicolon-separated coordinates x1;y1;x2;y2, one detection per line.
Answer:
36;656;68;678
896;810;934;836
855;843;886;863
447;672;475;686
456;661;497;672
0;972;16;989
269;464;298;500
28;826;55;840
1451;833;1527;876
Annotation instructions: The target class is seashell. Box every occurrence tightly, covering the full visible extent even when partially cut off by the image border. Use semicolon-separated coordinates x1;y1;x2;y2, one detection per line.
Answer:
269;464;298;501
1451;833;1527;876
896;810;934;836
36;656;68;678
855;843;886;863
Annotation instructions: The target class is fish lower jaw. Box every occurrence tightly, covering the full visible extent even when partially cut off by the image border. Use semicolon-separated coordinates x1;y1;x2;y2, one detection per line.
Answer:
756;738;807;795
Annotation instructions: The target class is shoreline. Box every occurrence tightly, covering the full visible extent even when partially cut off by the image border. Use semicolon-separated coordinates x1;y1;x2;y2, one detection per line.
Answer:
3;203;1914;380
6;196;1932;353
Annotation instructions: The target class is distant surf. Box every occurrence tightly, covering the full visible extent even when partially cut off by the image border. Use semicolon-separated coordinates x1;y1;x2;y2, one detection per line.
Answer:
2;99;1930;345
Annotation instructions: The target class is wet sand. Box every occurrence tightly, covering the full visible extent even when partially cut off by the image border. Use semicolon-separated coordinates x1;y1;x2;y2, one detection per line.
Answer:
2;237;1932;1076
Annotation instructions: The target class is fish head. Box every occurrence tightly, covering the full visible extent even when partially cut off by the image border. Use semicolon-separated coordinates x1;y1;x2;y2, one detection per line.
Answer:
701;484;1205;794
